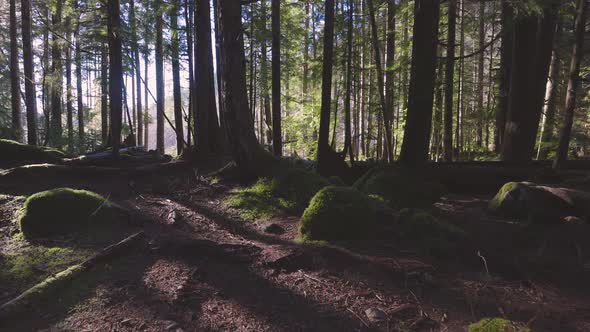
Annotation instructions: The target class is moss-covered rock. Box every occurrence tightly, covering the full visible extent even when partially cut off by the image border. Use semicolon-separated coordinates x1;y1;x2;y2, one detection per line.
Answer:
225;178;288;220
274;168;331;212
298;186;376;241
468;318;530;332
354;167;445;209
397;209;467;255
18;188;125;239
488;182;533;213
0;139;65;164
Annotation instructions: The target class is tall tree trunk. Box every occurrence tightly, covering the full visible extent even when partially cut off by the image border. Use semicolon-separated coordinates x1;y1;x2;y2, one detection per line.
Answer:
143;48;149;150
195;0;221;154
495;0;512;152
50;0;63;148
475;0;485;147
260;0;272;145
443;0;456;161
385;0;395;161
217;0;273;174
185;0;193;147
9;0;22;142
367;0;394;162
316;0;336;176
302;0;310;96
538;23;561;159
502;6;557;162
21;0;37;145
101;46;108;145
155;2;165;156
553;0;587;170
271;0;282;156
75;32;84;149
342;0;354;162
171;0;184;155
42;5;50;145
130;0;143;146
456;0;465;156
65;23;74;151
108;0;123;156
399;0;440;166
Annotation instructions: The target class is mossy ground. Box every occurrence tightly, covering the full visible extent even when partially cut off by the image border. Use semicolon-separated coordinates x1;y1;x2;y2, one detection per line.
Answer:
224;167;331;221
468;318;530;332
298;186;376;242
0;139;65;164
397;209;467;255
18;188;126;240
354;167;445;209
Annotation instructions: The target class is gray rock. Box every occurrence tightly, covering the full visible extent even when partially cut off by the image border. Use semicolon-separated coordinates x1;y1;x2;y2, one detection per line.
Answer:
263;223;284;234
364;307;386;323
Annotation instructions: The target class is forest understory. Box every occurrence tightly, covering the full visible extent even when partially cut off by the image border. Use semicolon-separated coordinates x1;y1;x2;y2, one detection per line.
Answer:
1;154;590;332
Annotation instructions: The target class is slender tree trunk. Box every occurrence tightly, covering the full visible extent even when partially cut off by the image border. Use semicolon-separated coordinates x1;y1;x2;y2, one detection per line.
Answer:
108;0;123;156
75;32;84;149
130;0;143;146
65;24;74;151
101;46;108;145
302;0;310;96
171;0;184;155
217;0;273;174
9;0;22;142
260;0;272;145
399;0;440;166
42;5;50;145
155;2;165;155
271;0;282;156
495;0;512;152
443;0;456;161
367;0;393;162
385;0;395;161
456;0;465;156
185;0;193;147
475;0;485;147
50;0;63;148
143;48;149;150
538;23;561;159
21;0;37;145
342;0;354;162
553;0;587;169
317;0;336;175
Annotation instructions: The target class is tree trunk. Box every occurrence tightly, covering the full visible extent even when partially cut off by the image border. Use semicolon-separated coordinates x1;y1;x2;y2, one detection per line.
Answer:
65;23;74;151
260;0;272;145
385;0;395;161
185;0;194;147
42;5;50;145
342;0;354;162
399;0;440;166
50;0;63;148
75;32;84;149
475;0;485;148
271;0;282;156
155;2;165;156
217;0;273;175
108;0;123;157
316;0;336;176
195;0;222;155
367;0;394;162
9;0;22;142
101;46;108;145
21;0;37;145
130;0;143;147
553;0;587;170
538;23;561;159
443;0;456;161
171;0;184;155
495;0;512;152
143;48;149;150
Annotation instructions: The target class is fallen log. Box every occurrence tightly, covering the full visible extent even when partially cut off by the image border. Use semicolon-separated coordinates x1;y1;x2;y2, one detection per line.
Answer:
0;231;145;319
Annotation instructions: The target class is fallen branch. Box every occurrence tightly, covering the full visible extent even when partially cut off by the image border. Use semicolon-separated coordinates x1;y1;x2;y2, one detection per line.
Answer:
0;231;145;319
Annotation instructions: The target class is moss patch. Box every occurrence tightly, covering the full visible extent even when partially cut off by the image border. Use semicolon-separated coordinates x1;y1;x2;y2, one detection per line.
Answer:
0;139;65;164
225;167;331;221
18;188;126;240
354;168;445;209
468;318;530;332
488;182;533;212
298;186;376;242
397;209;467;255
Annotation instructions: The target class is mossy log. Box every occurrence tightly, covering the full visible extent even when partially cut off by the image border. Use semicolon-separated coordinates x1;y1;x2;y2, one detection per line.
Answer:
0;231;144;319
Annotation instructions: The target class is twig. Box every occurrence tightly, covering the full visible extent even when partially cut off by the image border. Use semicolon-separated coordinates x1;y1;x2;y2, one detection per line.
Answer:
347;307;371;329
477;250;490;276
299;270;330;287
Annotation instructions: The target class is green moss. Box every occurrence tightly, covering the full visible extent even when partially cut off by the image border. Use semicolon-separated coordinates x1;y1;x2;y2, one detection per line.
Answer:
0;247;83;284
274;168;331;212
397;209;467;255
468;318;530;332
225;178;289;220
0;139;65;164
488;182;533;212
18;188;124;239
298;186;376;241
354;168;445;209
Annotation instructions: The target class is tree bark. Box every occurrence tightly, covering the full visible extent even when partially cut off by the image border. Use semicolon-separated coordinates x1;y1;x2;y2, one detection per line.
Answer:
9;0;22;142
553;0;587;170
171;0;184;155
271;0;282;156
260;0;272;145
399;0;440;166
101;46;108;145
342;0;355;162
443;0;456;161
538;23;561;159
385;0;395;161
475;0;485;148
50;0;63;148
108;0;123;157
21;0;37;145
495;0;512;152
155;2;165;156
75;32;84;149
130;0;143;147
65;21;74;151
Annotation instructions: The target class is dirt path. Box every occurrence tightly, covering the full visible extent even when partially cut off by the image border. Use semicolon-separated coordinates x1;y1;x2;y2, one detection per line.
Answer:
1;174;590;331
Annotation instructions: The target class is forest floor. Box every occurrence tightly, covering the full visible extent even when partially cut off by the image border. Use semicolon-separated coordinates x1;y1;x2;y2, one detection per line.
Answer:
1;161;590;331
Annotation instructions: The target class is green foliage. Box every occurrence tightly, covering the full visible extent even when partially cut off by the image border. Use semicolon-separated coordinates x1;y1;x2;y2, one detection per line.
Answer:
354;168;446;209
468;318;530;332
397;209;467;255
18;188;123;239
0;139;65;164
298;186;376;242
